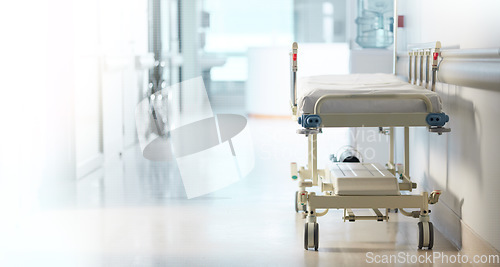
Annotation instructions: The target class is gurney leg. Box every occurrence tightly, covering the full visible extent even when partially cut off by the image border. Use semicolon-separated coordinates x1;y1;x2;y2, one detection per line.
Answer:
296;133;318;214
294;165;310;213
417;191;434;249
304;222;319;251
308;134;318;186
295;191;306;212
418;215;434;250
304;193;319;251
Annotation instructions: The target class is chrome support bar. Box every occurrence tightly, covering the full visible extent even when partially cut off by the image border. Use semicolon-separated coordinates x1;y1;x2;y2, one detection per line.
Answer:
290;42;298;108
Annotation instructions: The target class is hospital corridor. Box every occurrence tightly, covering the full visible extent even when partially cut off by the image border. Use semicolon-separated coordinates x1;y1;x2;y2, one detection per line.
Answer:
1;0;500;266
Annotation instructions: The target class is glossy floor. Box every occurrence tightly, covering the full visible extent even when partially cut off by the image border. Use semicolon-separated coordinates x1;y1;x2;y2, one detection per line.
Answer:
0;118;479;266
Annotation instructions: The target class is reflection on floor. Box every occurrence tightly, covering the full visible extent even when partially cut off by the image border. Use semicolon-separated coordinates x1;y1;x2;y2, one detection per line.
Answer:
1;117;483;267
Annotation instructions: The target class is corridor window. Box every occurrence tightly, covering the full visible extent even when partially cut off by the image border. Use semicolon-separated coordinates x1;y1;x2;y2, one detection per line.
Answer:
204;0;293;81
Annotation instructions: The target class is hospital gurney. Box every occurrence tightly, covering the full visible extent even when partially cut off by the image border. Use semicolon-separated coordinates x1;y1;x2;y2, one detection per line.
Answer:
289;41;449;251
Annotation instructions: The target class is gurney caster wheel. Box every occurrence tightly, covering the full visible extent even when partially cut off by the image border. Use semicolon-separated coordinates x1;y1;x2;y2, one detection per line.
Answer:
295;191;306;212
417;221;434;250
304;222;319;251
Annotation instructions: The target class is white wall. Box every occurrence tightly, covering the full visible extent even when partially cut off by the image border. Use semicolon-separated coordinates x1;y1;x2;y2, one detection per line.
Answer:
294;0;348;43
399;0;500;251
74;0;103;177
0;0;77;216
74;0;150;175
0;0;150;217
400;0;500;50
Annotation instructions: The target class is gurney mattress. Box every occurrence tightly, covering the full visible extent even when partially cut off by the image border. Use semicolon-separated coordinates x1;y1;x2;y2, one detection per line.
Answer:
330;162;400;196
298;74;442;114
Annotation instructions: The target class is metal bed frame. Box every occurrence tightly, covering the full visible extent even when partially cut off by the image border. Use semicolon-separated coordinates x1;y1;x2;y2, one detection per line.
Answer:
289;41;450;251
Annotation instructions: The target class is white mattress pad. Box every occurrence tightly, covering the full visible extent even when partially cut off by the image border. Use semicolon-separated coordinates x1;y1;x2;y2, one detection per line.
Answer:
298;73;442;114
330;162;400;196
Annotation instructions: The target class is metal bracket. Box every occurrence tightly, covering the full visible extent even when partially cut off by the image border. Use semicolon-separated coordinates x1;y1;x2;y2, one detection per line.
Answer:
428;190;442;204
378;127;390;135
296;128;321;136
429;126;451;135
343;208;389;222
298;114;322;128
